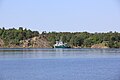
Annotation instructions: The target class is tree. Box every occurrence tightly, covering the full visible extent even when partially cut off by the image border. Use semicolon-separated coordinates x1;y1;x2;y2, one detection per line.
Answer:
83;38;94;47
19;27;23;31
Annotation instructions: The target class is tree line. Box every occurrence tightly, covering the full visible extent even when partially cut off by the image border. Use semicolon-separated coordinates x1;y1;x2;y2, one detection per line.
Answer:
0;27;120;48
0;27;39;46
43;31;120;48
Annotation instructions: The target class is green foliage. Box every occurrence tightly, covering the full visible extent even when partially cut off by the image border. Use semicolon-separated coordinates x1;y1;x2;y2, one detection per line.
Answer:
0;27;120;48
45;31;120;48
0;27;39;46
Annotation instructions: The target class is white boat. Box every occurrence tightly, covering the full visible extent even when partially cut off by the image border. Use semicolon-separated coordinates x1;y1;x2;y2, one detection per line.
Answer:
53;40;70;48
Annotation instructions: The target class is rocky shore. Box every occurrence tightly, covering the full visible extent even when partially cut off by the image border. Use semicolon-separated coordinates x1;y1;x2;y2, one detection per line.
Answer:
0;36;111;48
0;36;51;48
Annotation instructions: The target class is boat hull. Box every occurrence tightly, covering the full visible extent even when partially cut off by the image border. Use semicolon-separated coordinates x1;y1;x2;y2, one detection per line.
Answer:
54;46;71;48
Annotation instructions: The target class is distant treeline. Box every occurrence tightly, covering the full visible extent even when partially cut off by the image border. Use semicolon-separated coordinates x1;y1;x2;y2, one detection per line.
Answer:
42;31;120;48
0;27;120;48
0;27;39;46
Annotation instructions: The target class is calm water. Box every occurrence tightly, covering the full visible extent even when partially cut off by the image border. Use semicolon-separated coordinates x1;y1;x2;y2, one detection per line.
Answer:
0;48;120;80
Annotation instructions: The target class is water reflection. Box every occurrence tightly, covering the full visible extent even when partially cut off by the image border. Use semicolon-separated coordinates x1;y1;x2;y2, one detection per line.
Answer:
0;48;120;58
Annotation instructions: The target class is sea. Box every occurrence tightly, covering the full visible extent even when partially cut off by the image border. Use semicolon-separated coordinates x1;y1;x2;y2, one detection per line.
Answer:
0;48;120;80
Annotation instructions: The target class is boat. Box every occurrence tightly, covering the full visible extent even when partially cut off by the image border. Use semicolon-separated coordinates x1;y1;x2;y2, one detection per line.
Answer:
53;40;71;48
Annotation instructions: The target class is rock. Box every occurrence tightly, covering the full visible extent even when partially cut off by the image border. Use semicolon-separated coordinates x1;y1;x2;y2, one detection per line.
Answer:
0;38;4;47
91;43;108;48
21;36;51;48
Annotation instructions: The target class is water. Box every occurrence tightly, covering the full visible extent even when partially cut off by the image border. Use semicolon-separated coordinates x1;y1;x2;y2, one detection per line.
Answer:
0;48;120;80
0;48;120;59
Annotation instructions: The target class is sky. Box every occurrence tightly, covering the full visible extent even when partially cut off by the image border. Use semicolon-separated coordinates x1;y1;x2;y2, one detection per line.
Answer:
0;0;120;32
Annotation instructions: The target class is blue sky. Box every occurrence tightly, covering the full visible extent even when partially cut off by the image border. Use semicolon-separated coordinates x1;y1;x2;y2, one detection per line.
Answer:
0;0;120;32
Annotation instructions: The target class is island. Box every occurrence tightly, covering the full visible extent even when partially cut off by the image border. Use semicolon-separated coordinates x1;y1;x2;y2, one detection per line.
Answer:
0;27;120;48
